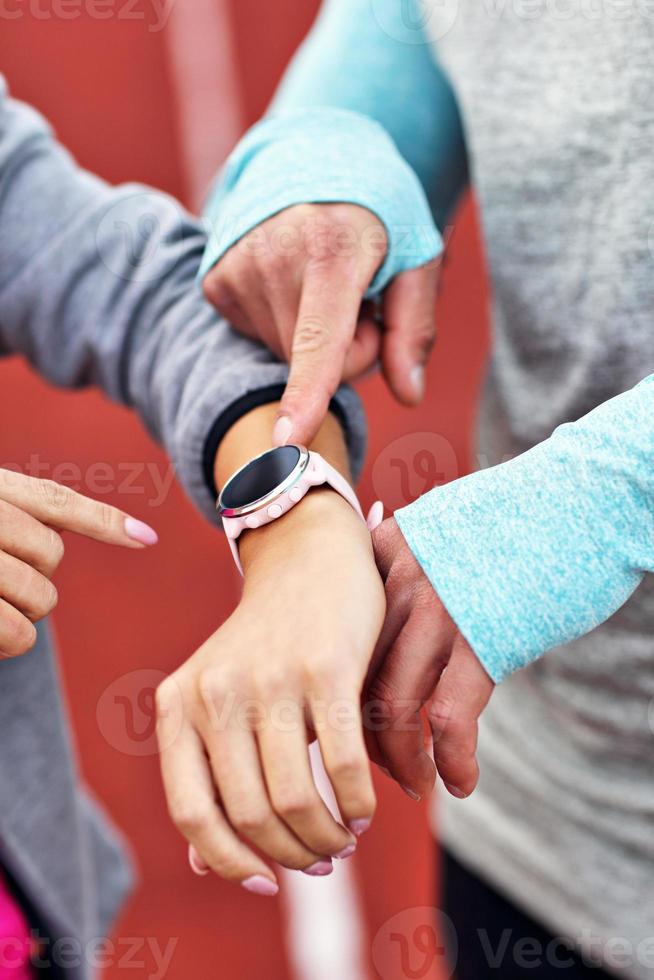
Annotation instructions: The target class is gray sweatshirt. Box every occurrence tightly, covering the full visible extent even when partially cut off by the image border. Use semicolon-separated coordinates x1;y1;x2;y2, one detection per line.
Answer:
0;76;365;977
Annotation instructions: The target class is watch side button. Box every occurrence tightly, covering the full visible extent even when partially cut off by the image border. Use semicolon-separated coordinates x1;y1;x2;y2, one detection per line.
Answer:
245;514;261;529
267;504;283;519
289;486;303;503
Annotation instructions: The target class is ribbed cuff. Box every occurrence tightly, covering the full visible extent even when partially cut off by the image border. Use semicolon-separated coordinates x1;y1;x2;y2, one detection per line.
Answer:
198;107;442;295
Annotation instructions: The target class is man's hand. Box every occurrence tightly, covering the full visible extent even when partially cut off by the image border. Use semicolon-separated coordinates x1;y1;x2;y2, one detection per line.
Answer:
156;489;386;896
367;517;495;801
203;203;440;447
0;468;158;657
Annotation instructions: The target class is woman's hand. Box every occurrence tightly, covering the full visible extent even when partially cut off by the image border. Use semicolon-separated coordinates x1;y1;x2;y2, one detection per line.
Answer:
203;203;440;447
156;489;386;895
366;517;495;801
0;468;158;657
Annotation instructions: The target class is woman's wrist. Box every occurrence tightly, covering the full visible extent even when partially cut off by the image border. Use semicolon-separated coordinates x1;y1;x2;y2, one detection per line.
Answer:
240;486;371;585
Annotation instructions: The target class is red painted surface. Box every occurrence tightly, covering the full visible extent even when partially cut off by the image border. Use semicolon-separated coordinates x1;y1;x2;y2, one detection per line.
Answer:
0;4;489;978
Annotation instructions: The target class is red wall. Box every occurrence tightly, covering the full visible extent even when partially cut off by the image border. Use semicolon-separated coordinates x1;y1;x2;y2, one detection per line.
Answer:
0;4;489;978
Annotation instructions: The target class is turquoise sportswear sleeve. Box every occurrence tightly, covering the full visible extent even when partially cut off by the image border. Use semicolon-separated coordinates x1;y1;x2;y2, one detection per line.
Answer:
395;376;654;682
199;0;468;291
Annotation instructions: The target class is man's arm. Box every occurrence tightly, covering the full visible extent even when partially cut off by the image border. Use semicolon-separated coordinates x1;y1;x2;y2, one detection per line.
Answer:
200;0;468;289
0;75;366;519
395;375;654;681
360;375;654;802
269;0;469;229
200;0;469;446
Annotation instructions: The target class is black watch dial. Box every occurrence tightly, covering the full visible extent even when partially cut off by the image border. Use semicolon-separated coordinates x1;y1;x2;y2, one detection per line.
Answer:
220;445;301;510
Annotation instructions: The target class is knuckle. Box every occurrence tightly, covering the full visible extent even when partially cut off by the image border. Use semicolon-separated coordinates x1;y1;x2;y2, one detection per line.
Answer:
292;315;334;357
253;667;289;699
168;799;212;836
413;320;437;356
272;786;314;821
198;667;238;710
302;657;335;691
258;248;288;281
328;752;367;783
230;803;273;837
37;479;73;512
203;275;237;314
428;700;474;751
208;854;254;883
94;502;115;531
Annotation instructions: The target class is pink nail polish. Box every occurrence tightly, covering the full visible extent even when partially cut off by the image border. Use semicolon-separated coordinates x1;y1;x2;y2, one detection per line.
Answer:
124;517;158;546
335;844;356;860
401;785;422;802
241;875;279;896
272;415;293;447
444;783;467;799
188;846;209;876
349;818;371;837
303;860;333;877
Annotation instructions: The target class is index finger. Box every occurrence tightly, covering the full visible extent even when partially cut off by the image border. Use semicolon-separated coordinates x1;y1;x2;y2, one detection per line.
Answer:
272;264;365;448
0;471;158;549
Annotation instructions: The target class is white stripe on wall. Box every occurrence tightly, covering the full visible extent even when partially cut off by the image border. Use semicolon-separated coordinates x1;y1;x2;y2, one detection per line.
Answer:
163;0;244;212
280;744;369;980
163;7;370;976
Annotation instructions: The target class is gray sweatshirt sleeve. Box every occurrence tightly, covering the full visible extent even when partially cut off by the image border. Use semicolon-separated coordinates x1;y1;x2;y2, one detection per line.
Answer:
0;78;366;522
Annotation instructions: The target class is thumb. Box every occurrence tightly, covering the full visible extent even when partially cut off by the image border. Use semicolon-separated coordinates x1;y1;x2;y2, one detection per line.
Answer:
272;267;364;447
380;260;441;407
427;636;495;799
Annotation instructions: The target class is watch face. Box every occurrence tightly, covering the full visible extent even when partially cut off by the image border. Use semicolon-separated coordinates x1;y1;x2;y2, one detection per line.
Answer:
220;445;302;511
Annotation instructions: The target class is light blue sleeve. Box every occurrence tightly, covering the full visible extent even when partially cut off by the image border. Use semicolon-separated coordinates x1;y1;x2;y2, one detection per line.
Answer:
199;0;468;292
395;376;654;682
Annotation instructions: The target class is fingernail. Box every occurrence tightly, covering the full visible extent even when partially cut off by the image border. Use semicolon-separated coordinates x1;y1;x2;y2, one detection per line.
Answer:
188;846;209;876
241;875;279;896
444;783;468;799
401;784;422;802
272;415;293;447
124;517;158;546
302;860;333;877
335;844;356;860
375;765;392;778
411;365;425;401
349;818;371;837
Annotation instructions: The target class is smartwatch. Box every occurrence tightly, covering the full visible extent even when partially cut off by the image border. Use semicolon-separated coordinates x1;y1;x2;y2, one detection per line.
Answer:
218;444;383;574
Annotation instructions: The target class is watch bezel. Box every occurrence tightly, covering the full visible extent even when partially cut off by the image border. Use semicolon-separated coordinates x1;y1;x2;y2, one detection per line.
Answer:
217;444;310;518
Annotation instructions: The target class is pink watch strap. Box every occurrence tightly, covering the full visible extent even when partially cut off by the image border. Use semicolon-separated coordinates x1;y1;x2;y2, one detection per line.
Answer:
224;451;383;575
